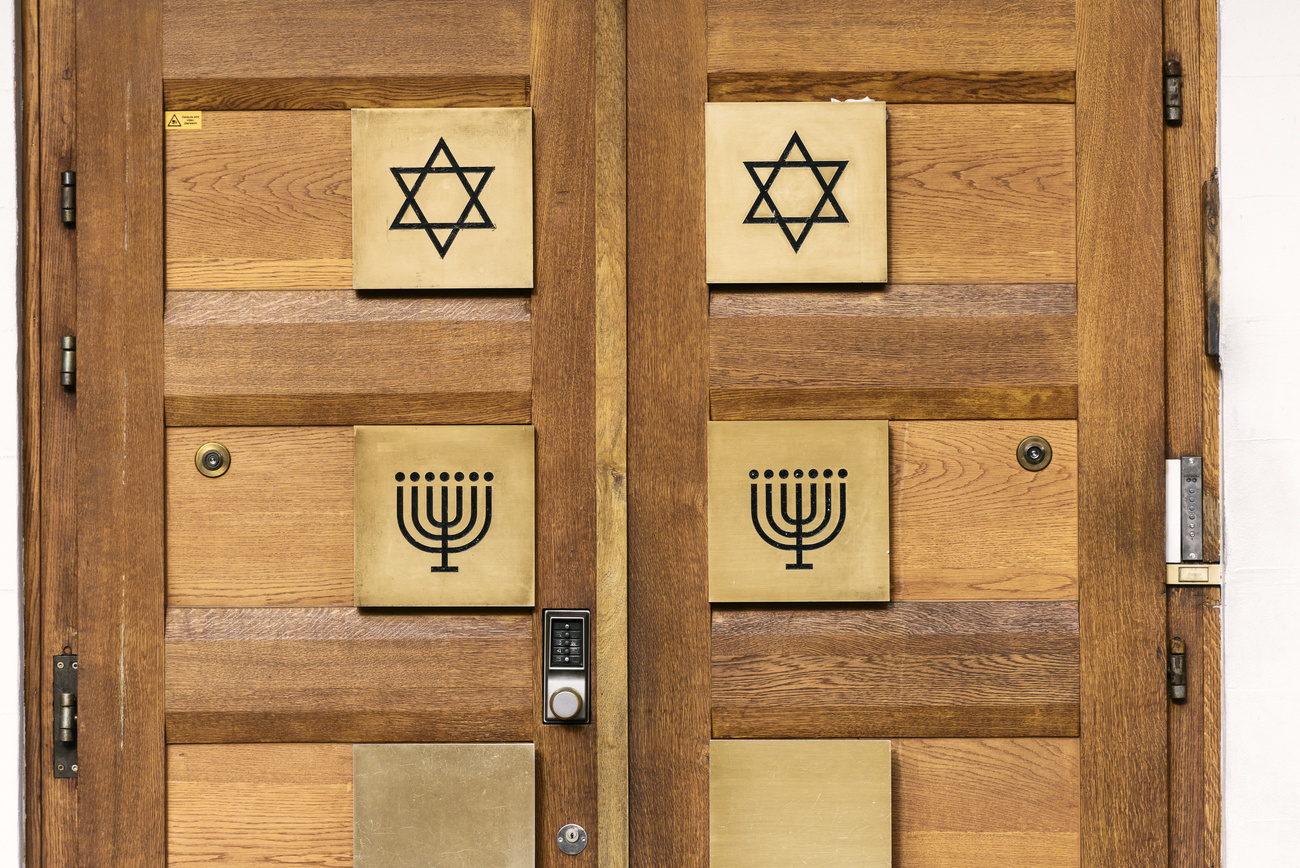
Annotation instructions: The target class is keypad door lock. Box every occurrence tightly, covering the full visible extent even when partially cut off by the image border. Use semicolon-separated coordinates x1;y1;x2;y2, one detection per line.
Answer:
544;609;590;724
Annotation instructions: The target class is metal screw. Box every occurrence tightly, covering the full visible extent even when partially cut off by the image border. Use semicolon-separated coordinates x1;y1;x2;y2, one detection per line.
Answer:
56;661;64;669
70;764;77;773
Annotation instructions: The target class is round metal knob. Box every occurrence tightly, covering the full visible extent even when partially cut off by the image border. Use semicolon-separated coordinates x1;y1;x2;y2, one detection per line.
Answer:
549;688;583;720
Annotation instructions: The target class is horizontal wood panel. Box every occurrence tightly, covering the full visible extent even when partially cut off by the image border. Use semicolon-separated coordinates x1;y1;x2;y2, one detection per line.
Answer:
708;71;1075;104
712;602;1079;738
892;421;1076;600
168;421;1073;606
166;112;349;289
708;0;1075;73
163;291;531;425
168;744;353;867
888;106;1075;283
165;608;533;743
165;75;530;110
164;0;530;80
711;286;1077;420
167;740;1074;865
166;107;1071;290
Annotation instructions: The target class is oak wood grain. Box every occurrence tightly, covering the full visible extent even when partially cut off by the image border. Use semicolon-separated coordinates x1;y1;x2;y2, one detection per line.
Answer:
708;70;1075;104
1169;586;1223;868
163;291;531;426
165;112;351;290
75;0;167;861
710;285;1077;420
712;603;1079;738
891;421;1077;600
165;608;533;743
164;75;529;110
166;421;1075;606
531;0;601;862
165;739;1078;867
708;0;1076;74
1165;0;1222;562
168;744;353;868
166;427;352;606
627;0;710;861
24;0;81;861
164;106;1073;290
596;0;629;861
888;106;1075;283
1077;0;1170;860
163;0;530;80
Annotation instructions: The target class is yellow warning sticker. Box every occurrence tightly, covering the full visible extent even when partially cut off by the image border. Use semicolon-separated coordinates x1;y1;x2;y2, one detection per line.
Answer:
165;111;202;131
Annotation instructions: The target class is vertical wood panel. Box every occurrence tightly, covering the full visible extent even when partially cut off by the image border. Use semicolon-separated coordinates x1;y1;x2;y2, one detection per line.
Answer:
1077;0;1169;862
24;0;80;862
533;0;599;864
1169;587;1222;868
595;0;629;862
1165;0;1221;561
627;0;710;864
75;0;166;861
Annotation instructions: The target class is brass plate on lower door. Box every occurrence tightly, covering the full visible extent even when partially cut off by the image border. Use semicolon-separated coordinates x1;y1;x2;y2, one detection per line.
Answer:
711;740;891;867
354;425;534;607
355;743;535;868
708;420;889;602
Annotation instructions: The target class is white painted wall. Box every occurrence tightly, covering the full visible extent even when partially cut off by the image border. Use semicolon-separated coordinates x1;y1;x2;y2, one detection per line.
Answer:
0;1;1294;864
1221;1;1300;861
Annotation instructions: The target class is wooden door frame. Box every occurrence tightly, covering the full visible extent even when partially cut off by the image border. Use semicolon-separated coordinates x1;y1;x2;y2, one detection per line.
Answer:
625;0;1214;865
21;0;622;865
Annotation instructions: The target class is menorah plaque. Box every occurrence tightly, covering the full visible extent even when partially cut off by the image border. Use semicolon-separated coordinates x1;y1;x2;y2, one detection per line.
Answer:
706;101;887;284
352;108;533;290
354;425;534;607
708;420;889;602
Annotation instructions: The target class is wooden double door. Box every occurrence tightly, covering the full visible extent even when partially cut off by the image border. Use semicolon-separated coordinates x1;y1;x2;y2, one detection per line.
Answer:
23;0;1211;864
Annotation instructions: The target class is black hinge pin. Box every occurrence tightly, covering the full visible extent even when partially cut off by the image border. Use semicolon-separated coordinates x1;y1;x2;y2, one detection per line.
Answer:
1168;637;1188;702
53;651;78;777
59;336;76;390
1164;59;1184;126
60;171;75;226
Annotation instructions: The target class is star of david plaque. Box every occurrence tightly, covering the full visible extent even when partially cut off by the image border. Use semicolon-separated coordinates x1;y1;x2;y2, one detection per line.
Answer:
706;102;887;284
352;108;533;289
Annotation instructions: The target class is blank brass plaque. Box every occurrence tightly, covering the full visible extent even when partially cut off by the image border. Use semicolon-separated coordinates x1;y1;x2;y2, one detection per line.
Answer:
709;420;889;602
355;743;534;868
352;108;533;289
711;740;891;867
706;101;887;284
355;425;534;607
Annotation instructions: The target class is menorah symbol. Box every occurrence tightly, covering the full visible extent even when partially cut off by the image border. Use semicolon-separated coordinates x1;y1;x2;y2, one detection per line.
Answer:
749;467;848;570
395;470;494;572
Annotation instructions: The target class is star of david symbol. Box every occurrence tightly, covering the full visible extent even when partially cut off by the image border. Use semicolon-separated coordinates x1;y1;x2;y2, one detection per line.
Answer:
743;131;849;253
390;138;495;258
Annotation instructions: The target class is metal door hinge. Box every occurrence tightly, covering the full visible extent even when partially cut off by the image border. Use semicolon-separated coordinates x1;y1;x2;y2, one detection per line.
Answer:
1168;638;1188;702
1164;59;1183;126
60;171;75;225
59;336;76;390
54;651;77;777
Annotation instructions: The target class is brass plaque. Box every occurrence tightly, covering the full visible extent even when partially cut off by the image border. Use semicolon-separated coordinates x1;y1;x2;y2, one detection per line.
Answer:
708;420;889;602
352;108;533;289
711;739;891;867
706;101;887;284
355;743;535;868
354;425;534;607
